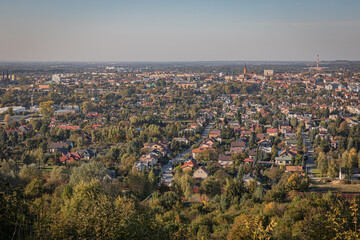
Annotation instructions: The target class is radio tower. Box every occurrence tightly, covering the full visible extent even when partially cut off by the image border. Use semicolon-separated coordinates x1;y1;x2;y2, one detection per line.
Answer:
317;54;319;68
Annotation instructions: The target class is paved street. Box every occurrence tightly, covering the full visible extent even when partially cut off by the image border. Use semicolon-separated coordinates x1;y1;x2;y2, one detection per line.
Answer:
160;121;215;186
302;132;316;179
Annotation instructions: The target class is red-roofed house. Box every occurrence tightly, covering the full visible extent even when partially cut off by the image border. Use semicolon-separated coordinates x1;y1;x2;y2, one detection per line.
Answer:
182;159;199;172
266;128;279;136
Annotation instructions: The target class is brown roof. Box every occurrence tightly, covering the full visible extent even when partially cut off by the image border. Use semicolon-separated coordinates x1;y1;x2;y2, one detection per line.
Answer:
218;154;231;161
248;149;257;156
195;166;210;175
231;141;246;148
285;166;303;172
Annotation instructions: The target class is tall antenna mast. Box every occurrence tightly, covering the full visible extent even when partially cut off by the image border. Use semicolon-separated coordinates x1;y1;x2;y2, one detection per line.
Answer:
317;54;319;68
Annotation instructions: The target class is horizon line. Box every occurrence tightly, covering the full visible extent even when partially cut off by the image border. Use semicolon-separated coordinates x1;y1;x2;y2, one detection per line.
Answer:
0;59;359;64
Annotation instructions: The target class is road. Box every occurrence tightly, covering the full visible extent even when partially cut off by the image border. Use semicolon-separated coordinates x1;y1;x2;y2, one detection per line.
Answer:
160;121;215;186
302;132;317;179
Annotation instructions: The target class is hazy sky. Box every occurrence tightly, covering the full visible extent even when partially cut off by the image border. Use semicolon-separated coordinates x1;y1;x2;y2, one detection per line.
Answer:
1;0;360;61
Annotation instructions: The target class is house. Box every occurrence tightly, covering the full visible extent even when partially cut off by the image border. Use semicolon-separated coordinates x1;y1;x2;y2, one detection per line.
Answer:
48;141;73;153
142;142;171;156
134;151;160;171
331;141;339;149
58;124;80;130
256;133;268;140
59;152;83;164
191;146;216;159
182;159;199;172
134;162;148;172
281;125;292;133
209;129;221;138
139;152;158;167
278;149;297;157
193;166;210;180
229;141;246;154
243;158;254;165
201;138;216;147
339;168;360;180
218;154;234;167
241;130;252;136
285;139;298;147
248;149;257;160
266;128;279;136
243;173;260;185
76;149;97;160
285;166;304;173
258;140;272;148
190;123;199;129
275;156;293;165
173;137;190;145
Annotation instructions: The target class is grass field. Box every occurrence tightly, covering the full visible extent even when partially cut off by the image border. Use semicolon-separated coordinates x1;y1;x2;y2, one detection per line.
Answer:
311;168;322;177
42;166;54;172
310;182;360;193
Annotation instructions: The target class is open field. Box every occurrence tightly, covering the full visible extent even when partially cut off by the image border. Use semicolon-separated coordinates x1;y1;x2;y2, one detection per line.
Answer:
310;182;360;193
311;168;322;178
42;166;54;172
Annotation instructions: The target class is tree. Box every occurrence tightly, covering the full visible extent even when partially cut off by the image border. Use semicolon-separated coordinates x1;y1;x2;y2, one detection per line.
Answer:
4;114;11;126
158;191;181;210
148;169;157;192
227;214;276;240
348;148;358;168
249;132;257;149
253;185;265;203
200;177;221;197
290;118;298;129
328;158;340;179
317;151;328;177
40;101;54;119
19;163;42;183
69;162;107;186
339;121;349;136
24;179;44;198
48;166;69;187
265;168;284;182
81;101;92;113
49;181;163;239
126;169;152;200
33;148;45;168
286;173;302;191
326;197;360;239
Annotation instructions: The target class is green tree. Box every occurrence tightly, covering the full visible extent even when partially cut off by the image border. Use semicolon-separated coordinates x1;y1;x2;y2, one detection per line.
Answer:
69;162;107;186
4;114;11;126
227;214;276;240
317;151;328;177
200;177;221;197
40;101;54;119
24;179;44;198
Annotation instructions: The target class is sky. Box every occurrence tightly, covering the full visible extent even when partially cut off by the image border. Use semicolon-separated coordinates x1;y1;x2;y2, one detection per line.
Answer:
0;0;360;62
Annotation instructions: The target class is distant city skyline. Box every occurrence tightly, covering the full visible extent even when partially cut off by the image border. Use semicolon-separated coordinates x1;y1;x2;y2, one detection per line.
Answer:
1;0;360;62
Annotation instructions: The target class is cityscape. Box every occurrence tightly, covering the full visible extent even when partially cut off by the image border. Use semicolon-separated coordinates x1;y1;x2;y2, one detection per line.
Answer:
1;1;360;240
